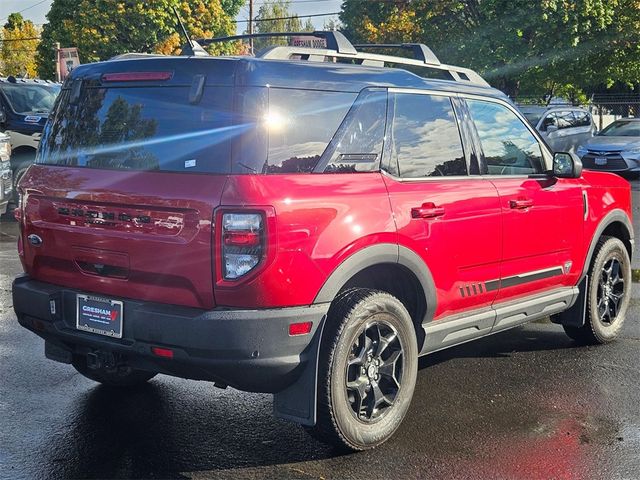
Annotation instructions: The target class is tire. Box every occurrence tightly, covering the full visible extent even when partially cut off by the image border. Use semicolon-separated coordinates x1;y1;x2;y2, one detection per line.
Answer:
307;288;418;451
563;236;631;344
72;355;156;388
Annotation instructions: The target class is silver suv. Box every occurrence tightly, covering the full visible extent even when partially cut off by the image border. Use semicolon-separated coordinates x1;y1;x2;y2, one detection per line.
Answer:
519;105;596;154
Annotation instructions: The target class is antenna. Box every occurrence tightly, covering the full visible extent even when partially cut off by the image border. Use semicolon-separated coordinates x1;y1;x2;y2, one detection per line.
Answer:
172;6;209;57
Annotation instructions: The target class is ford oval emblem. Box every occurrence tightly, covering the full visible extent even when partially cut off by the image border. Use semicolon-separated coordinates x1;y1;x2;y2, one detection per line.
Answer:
27;234;43;246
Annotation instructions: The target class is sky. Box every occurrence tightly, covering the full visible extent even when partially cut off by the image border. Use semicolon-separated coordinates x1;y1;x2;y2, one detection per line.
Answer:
0;0;343;31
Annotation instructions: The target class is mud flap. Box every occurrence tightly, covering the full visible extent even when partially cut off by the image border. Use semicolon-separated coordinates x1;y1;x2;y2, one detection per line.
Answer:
551;276;587;328
273;317;326;426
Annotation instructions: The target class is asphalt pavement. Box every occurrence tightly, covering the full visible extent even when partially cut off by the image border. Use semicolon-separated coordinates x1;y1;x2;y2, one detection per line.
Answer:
0;178;639;480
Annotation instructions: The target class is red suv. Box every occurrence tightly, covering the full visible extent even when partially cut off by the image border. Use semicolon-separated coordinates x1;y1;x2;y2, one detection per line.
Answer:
12;32;634;450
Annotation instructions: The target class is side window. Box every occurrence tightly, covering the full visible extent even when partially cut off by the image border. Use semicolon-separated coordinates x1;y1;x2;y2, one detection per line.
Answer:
541;114;557;131
467;99;544;175
390;93;467;178
322;89;387;173
555;110;577;130
265;89;356;173
573;110;592;127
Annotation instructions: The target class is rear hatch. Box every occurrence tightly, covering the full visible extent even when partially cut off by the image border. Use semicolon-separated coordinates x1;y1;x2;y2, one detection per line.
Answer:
18;57;240;309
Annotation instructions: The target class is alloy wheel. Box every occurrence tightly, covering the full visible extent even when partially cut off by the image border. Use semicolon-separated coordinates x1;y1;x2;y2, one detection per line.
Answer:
345;320;404;422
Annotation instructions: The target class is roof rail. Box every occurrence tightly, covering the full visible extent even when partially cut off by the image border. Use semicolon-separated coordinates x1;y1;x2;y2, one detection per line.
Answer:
196;31;358;55
194;30;489;87
353;43;440;66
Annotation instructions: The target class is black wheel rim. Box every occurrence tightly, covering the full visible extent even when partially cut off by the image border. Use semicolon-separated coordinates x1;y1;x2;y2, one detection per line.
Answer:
345;320;403;422
597;256;625;325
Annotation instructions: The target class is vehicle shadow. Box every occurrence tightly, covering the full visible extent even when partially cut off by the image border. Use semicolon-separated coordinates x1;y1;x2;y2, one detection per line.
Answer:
38;323;584;479
39;380;342;479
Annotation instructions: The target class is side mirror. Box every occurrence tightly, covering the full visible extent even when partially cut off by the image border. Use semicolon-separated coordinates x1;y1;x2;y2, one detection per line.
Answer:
553;152;582;179
0;109;5;124
546;125;558;133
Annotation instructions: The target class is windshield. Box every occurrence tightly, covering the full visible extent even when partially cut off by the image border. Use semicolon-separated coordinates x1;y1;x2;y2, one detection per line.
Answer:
599;120;640;137
1;83;60;114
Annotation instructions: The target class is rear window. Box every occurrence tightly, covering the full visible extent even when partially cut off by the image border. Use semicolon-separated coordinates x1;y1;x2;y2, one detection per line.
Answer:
38;86;234;173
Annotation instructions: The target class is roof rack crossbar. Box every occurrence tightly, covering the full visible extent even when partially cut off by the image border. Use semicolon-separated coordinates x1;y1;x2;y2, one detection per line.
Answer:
196;31;358;55
353;43;440;66
257;46;489;87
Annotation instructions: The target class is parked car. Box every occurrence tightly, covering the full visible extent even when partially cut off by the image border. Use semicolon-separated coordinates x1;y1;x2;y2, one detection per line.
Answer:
576;118;640;175
0;76;61;206
0;132;11;215
519;105;596;153
12;32;633;451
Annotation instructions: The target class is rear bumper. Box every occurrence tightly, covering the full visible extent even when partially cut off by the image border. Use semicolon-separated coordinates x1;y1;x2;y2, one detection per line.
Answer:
12;275;328;393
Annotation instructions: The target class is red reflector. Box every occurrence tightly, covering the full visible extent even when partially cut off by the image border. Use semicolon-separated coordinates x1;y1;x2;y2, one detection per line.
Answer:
223;231;261;247
289;321;313;336
102;71;173;82
151;347;174;359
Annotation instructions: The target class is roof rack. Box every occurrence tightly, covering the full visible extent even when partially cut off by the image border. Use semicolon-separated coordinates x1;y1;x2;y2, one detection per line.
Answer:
353;43;440;66
196;31;358;55
193;30;489;87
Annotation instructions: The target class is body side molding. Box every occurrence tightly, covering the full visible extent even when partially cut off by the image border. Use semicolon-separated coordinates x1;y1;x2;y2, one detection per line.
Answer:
421;287;578;356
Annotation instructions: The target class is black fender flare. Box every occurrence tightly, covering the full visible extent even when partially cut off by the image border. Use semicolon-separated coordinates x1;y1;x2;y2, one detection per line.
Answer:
313;242;437;324
580;209;634;281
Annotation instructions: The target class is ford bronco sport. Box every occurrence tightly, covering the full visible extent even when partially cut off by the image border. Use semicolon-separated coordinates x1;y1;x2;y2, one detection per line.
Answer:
12;32;634;451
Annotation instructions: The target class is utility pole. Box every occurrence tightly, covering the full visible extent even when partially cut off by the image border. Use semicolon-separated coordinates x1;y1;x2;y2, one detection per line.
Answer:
54;42;60;82
248;0;254;55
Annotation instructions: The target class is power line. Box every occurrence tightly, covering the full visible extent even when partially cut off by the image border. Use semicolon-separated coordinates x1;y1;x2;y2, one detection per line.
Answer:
233;11;340;23
0;37;41;42
0;0;50;24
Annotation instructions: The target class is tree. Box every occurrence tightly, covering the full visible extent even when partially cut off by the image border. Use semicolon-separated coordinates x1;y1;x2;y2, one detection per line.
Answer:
1;13;40;77
251;0;315;51
36;0;245;79
340;0;640;98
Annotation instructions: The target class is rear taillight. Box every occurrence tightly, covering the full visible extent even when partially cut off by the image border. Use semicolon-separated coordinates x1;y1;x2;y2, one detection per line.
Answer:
221;213;265;280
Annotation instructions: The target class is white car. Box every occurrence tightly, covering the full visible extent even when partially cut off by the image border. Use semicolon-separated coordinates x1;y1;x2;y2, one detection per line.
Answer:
519;105;596;153
0;132;12;215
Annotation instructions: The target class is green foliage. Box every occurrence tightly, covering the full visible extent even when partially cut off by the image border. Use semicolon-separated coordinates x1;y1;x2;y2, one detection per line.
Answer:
251;0;315;51
1;13;40;77
340;0;640;97
36;0;245;79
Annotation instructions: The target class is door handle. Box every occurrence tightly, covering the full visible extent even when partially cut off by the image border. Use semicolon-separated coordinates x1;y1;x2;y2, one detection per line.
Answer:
411;203;445;219
509;199;533;209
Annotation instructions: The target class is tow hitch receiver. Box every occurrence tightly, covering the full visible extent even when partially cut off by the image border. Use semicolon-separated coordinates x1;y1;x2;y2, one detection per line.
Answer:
86;351;117;370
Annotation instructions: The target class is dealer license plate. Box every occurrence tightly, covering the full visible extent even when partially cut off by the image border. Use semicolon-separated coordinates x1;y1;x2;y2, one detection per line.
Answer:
76;294;123;338
594;156;608;166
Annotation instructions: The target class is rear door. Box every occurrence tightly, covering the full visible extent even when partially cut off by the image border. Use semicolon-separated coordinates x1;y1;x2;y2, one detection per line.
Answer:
382;90;502;320
19;61;236;310
465;98;584;305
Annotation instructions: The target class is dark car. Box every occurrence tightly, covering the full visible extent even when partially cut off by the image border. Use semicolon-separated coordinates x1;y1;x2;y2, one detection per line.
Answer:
12;32;633;451
0;76;61;205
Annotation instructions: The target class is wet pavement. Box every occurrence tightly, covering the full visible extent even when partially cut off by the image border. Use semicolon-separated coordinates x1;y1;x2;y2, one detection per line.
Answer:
0;179;639;480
